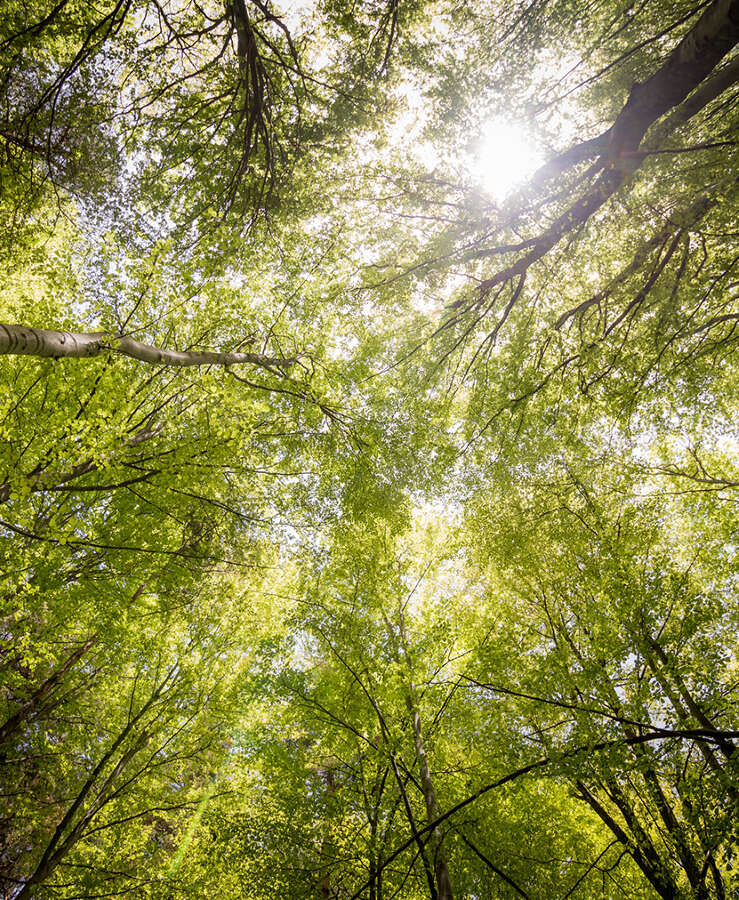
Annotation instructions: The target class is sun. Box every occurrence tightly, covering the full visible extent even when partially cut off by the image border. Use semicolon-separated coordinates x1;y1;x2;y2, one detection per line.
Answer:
477;118;542;201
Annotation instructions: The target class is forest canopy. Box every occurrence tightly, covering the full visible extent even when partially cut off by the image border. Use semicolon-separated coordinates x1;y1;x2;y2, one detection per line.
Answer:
1;0;738;898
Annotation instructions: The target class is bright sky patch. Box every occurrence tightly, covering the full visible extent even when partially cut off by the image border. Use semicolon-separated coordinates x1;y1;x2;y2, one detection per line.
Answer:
477;119;542;200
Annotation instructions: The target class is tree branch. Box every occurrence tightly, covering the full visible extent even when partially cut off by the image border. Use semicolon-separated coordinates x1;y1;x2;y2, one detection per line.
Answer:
0;324;297;370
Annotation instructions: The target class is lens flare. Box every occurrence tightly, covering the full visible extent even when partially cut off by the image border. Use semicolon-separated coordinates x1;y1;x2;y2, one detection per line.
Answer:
478;119;542;200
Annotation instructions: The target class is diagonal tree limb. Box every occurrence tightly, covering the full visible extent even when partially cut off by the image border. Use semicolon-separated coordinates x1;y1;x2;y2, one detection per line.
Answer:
0;324;297;369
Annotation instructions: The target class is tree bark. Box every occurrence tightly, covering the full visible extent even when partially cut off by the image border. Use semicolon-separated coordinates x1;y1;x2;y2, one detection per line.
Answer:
0;324;295;369
645;54;739;148
404;687;454;900
319;765;337;899
645;635;736;758
393;611;455;900
608;0;739;155
533;0;739;185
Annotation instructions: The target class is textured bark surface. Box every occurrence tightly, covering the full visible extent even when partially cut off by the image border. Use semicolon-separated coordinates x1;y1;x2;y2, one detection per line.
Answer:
608;0;739;154
529;0;739;194
0;324;294;369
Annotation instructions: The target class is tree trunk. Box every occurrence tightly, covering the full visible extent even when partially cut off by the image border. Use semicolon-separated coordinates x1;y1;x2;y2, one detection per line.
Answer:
0;636;97;746
473;0;739;300
534;0;739;185
319;765;337;899
0;323;295;369
608;0;739;154
393;611;455;900
575;780;680;900
15;669;169;897
405;687;455;900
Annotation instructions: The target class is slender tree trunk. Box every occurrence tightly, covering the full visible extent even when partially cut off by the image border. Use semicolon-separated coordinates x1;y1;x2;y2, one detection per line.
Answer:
0;636;97;746
563;628;709;896
678;785;727;900
404;686;454;900
591;670;708;895
640;641;739;808
392;610;455;900
645;636;735;757
319;765;337;899
575;780;680;900
387;750;438;899
363;662;438;898
364;762;388;900
15;669;170;897
0;324;295;369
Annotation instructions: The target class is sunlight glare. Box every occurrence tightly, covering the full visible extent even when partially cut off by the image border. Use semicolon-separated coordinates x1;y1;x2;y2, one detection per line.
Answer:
478;119;542;201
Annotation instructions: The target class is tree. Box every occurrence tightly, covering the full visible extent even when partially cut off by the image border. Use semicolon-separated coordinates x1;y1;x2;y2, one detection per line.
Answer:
463;434;739;897
1;0;737;898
